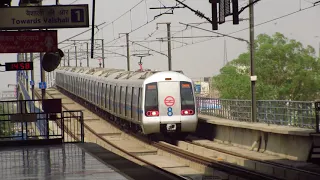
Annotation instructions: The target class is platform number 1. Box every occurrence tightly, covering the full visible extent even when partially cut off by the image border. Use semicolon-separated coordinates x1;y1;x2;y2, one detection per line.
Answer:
71;9;84;23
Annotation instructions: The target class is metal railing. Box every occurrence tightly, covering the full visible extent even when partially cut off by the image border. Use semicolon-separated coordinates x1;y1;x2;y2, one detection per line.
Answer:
196;97;316;129
0;100;84;143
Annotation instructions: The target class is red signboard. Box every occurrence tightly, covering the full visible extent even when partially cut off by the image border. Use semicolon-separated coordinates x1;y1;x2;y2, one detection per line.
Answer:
0;30;58;53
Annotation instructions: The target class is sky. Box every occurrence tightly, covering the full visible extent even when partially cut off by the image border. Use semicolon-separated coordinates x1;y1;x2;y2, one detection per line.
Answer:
0;0;320;92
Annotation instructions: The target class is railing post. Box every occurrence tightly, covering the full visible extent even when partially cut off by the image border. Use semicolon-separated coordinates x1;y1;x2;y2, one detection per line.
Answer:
80;111;84;143
61;112;65;142
315;100;320;133
46;113;50;139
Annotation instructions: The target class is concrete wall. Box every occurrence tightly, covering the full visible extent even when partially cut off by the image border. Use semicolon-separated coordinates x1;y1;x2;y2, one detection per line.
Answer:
197;116;315;161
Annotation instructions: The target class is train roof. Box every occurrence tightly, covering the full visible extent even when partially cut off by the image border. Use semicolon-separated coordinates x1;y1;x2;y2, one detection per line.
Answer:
55;67;186;82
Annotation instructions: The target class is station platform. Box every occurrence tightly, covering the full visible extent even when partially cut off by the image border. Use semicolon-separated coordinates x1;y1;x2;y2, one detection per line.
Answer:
0;142;183;180
197;114;318;162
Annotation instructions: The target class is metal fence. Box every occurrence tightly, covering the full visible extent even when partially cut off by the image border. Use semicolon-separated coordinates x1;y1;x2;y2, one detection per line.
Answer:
0;100;84;143
196;97;316;129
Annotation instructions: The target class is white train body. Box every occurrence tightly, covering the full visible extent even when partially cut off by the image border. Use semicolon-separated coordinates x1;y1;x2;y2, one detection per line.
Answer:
55;67;198;135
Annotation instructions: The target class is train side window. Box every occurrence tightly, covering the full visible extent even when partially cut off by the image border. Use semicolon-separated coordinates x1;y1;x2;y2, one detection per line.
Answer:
138;88;142;121
96;82;99;105
76;77;79;94
135;87;139;119
121;86;126;116
70;76;72;92
110;85;113;111
90;80;93;102
131;87;135;118
87;79;90;100
84;79;87;98
101;83;105;108
114;86;117;112
78;77;80;95
124;87;127;116
119;86;122;114
79;78;81;95
106;84;109;110
98;82;101;105
94;81;97;103
126;87;131;118
85;79;87;99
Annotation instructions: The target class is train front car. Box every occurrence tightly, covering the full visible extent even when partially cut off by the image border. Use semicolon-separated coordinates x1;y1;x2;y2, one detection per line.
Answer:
142;71;198;138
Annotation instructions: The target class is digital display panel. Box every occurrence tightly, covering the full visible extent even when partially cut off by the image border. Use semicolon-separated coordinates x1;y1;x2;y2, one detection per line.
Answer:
5;62;33;71
181;83;191;88
147;85;157;90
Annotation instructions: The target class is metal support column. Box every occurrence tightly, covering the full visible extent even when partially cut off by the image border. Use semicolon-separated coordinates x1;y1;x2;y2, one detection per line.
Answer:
67;49;70;67
30;53;35;100
101;39;105;68
167;23;172;71
40;52;46;100
74;41;78;67
249;0;256;122
126;33;130;71
24;53;29;91
86;42;89;67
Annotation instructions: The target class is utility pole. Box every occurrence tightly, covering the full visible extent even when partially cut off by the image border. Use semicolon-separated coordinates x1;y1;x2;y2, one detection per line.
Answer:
249;0;256;123
40;52;45;100
74;41;78;67
157;22;172;71
30;53;35;100
101;39;105;68
119;33;130;71
67;49;70;67
24;53;29;91
86;42;89;67
167;23;172;71
126;33;130;71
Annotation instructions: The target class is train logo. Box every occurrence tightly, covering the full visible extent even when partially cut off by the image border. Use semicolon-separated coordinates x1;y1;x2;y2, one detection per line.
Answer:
164;96;175;106
167;107;173;116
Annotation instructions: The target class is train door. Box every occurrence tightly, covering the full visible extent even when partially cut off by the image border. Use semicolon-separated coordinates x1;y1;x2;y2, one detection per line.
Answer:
157;81;181;125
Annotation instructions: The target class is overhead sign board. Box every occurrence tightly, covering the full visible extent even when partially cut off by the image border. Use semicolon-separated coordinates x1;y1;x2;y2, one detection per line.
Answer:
0;4;89;30
0;30;58;53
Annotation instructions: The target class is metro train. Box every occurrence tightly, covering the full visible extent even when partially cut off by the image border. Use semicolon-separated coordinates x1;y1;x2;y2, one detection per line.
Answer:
54;67;198;138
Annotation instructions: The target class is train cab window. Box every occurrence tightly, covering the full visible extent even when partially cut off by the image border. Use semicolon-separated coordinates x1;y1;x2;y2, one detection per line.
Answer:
145;82;158;116
180;81;195;115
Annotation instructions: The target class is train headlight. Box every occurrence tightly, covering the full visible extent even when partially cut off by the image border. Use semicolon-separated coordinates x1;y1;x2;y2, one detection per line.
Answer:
181;109;194;115
146;111;159;117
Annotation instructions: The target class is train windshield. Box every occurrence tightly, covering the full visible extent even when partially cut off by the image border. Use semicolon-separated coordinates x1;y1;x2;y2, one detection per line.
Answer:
180;81;195;107
145;82;158;111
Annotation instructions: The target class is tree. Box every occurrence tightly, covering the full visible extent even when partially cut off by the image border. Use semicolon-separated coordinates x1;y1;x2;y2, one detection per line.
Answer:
212;32;320;101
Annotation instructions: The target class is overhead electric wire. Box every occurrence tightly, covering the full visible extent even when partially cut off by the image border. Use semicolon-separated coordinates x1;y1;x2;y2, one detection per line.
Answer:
103;0;187;46
159;2;320;52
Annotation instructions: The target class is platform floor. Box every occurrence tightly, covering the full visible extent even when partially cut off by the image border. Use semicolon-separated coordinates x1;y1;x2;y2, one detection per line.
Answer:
0;143;182;180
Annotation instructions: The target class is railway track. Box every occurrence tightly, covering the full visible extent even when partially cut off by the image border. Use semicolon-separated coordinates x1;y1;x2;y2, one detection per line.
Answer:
35;87;281;180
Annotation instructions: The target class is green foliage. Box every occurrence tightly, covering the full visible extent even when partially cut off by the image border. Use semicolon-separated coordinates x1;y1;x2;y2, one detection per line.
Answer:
213;32;320;101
